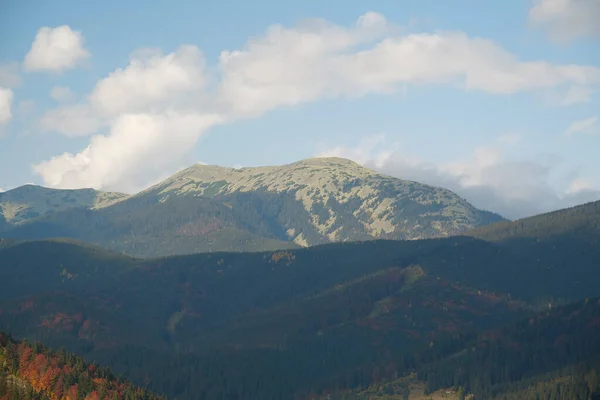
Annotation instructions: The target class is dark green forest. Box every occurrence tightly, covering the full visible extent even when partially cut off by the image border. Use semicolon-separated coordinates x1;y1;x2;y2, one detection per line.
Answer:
0;200;599;399
318;298;600;400
467;200;600;242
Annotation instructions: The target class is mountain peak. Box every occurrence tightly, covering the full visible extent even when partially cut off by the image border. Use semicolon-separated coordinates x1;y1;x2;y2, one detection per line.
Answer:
148;157;378;198
139;157;503;246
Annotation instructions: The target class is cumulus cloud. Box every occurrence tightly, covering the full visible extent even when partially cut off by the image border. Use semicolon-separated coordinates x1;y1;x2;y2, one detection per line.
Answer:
218;17;600;117
0;88;14;128
33;12;600;192
39;104;103;136
89;46;207;116
35;44;215;191
40;45;207;136
529;0;600;41
24;25;90;72
34;111;222;192
316;134;599;219
0;62;21;88
50;86;76;103
564;116;598;136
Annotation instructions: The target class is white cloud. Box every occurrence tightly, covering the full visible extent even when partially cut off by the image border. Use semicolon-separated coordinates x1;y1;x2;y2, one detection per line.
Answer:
529;0;600;41
34;45;214;190
568;177;594;193
562;85;593;105
33;12;600;192
39;104;102;136
24;25;90;72
89;46;207;116
218;16;600;117
564;116;597;136
50;86;76;103
0;87;14;128
40;45;208;136
317;134;600;219
33;111;222;192
0;63;21;88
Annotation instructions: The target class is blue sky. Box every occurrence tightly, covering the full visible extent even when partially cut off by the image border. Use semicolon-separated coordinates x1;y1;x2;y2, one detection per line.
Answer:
0;0;599;218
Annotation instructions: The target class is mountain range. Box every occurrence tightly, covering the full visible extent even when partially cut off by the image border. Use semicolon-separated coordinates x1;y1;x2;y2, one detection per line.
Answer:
0;157;503;257
1;157;599;399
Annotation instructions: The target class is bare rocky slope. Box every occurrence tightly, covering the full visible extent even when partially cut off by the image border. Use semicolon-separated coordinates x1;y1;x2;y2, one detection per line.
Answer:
140;157;504;245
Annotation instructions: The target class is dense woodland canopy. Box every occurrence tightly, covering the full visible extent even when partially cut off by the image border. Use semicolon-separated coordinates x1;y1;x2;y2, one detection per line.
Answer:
0;200;599;399
467;200;600;242
322;297;600;399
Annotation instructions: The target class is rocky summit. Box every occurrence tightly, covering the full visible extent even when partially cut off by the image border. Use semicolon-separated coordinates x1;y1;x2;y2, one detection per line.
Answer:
140;157;504;246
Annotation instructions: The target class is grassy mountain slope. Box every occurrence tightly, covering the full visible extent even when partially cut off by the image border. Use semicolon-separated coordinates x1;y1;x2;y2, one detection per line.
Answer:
2;194;298;256
1;158;503;257
0;185;128;225
143;157;503;244
0;332;164;400
1;210;599;399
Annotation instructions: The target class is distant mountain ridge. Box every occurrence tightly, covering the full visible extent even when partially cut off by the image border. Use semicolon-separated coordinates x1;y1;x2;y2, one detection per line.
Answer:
0;184;128;225
466;199;600;242
1;158;504;256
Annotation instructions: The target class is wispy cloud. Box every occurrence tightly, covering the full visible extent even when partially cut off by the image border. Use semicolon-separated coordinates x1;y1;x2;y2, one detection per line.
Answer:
564;116;597;137
562;86;593;106
529;0;600;42
50;86;76;103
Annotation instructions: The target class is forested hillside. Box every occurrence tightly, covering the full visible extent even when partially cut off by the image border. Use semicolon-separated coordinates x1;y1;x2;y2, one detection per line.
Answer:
419;297;600;400
2;194;299;255
1;214;599;399
467;200;600;242
319;297;600;400
0;332;163;400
